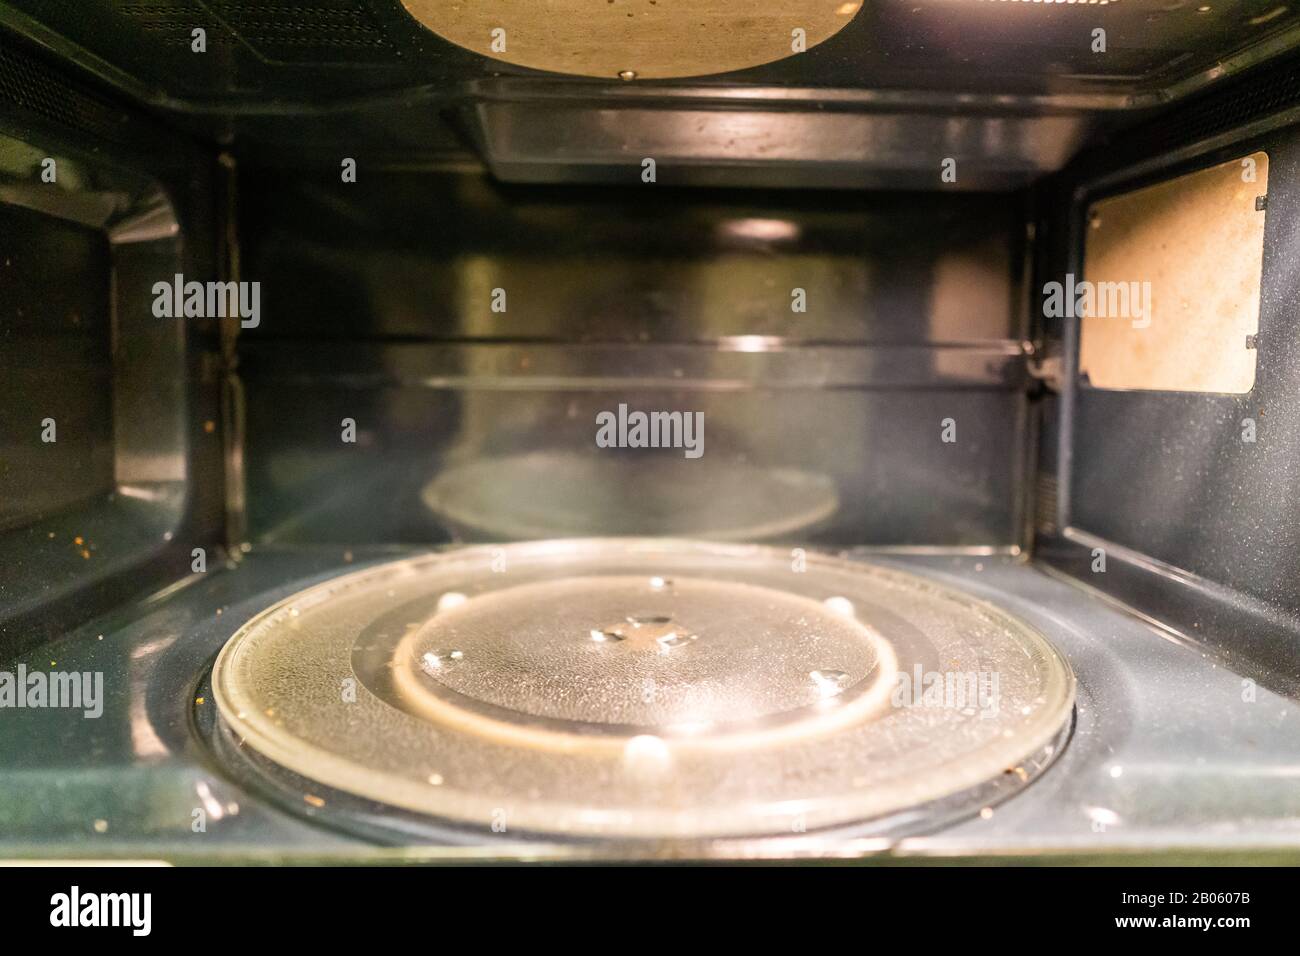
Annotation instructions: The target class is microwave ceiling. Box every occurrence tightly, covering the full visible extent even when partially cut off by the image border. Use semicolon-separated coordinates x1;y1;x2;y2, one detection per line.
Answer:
2;0;1296;104
2;0;1300;183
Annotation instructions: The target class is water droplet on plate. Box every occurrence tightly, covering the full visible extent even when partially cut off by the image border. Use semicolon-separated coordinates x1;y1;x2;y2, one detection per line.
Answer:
622;734;671;779
419;649;464;674
1087;806;1121;828
810;669;851;698
591;616;697;651
657;630;697;650
437;591;468;612
823;596;855;618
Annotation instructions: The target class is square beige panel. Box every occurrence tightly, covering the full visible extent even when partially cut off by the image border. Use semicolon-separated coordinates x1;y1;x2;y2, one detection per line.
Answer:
1079;152;1268;394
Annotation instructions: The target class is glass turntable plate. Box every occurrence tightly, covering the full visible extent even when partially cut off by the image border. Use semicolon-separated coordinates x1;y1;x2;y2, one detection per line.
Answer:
211;539;1074;841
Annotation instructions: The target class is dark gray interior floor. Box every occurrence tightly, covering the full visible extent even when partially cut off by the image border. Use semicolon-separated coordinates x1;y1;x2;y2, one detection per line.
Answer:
1;547;1296;862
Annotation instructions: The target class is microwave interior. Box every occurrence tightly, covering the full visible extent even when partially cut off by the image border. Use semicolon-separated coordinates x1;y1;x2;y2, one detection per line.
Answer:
1;0;1299;862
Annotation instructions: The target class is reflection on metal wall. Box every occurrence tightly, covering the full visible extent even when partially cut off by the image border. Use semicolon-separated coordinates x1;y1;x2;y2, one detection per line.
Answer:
0;203;113;532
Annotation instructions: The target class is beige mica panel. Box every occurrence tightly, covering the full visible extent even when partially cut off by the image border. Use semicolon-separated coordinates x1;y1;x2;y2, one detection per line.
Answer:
1079;152;1267;394
399;0;863;80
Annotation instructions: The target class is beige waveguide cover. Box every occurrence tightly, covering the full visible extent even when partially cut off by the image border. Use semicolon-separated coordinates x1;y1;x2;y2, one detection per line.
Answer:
400;0;863;79
1080;152;1268;394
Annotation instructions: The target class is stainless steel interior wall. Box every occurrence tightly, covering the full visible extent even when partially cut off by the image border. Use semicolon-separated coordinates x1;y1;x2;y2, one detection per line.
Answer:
0;36;226;652
1037;120;1300;696
0;202;113;532
236;170;1032;548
